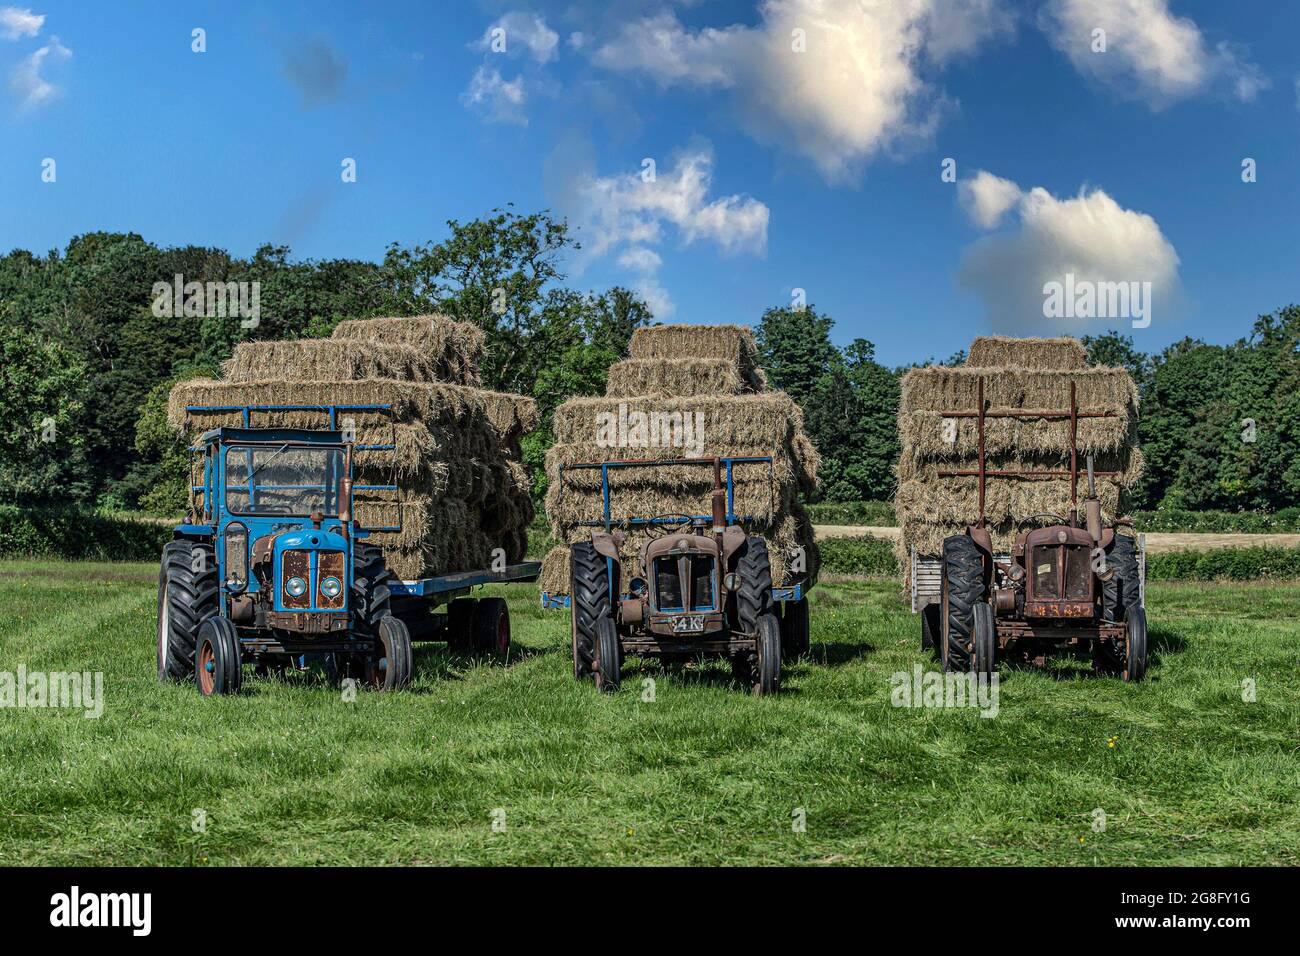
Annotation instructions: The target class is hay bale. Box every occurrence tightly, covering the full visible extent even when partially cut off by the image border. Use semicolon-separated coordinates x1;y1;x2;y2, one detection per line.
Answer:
629;324;759;370
899;366;1138;415
966;336;1088;369
331;315;486;386
898;410;1133;468
223;340;441;384
606;358;766;397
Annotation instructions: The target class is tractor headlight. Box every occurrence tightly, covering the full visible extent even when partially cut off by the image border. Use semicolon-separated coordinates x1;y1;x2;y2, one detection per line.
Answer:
285;576;307;598
320;576;342;599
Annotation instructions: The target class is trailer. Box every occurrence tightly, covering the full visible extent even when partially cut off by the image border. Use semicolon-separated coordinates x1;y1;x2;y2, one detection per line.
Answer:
540;456;811;695
158;402;538;696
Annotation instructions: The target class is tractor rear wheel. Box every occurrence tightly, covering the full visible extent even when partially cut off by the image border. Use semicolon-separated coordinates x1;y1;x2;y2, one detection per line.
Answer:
352;543;395;635
780;597;810;660
365;615;413;691
593;616;621;693
158;540;218;682
195;617;242;697
734;537;774;635
971;602;997;678
570;541;613;680
1101;533;1142;623
1124;606;1148;682
753;612;782;696
940;535;984;672
473;597;511;656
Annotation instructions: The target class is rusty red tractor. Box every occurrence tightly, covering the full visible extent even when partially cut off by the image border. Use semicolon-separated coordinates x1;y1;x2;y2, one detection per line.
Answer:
913;382;1148;680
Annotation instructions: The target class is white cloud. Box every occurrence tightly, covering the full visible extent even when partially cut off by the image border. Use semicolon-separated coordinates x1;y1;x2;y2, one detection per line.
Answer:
957;172;1181;332
1041;0;1266;107
959;170;1023;229
575;146;769;262
589;0;1014;182
461;65;526;125
10;34;69;111
0;5;43;39
477;11;559;63
633;275;675;318
617;246;663;272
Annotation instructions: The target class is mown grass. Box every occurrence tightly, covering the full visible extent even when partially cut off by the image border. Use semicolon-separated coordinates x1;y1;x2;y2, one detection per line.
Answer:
0;560;1297;866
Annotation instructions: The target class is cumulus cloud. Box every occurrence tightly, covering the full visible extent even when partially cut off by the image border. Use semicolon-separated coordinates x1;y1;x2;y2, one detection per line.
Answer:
590;0;1014;182
10;34;69;111
957;171;1181;333
0;5;42;39
476;10;559;63
1041;0;1266;107
461;65;527;125
558;145;769;319
959;170;1023;229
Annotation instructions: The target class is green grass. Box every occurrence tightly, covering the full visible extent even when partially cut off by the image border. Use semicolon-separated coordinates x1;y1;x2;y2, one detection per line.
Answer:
1;560;1297;866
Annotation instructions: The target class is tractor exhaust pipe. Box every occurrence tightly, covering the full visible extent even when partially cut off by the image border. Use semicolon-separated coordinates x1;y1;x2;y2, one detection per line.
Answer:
339;443;353;543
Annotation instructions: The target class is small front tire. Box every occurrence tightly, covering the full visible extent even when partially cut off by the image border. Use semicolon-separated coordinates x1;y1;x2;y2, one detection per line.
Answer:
971;602;996;678
594;616;621;693
753;612;782;696
365;615;413;691
195;617;242;697
1124;606;1148;682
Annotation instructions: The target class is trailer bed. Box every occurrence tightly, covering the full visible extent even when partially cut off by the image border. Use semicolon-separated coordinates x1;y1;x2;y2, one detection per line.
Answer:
390;562;541;600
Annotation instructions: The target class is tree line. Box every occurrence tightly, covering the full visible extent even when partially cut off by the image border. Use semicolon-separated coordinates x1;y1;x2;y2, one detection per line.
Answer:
1;210;1297;515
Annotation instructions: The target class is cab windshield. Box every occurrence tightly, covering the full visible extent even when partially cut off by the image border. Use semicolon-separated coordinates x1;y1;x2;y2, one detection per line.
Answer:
224;444;345;516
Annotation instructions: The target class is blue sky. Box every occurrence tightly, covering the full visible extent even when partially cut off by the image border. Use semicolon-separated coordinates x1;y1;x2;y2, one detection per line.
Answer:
1;0;1297;366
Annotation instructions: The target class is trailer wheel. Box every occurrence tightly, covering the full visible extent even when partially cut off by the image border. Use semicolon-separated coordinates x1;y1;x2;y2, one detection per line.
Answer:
365;615;413;691
195;617;242;697
971;602;996;678
1102;533;1142;622
473;597;510;656
446;597;476;653
593;616;621;693
1124;606;1148;682
352;542;395;635
571;541;613;680
940;535;984;672
158;540;218;682
753;612;782;696
780;597;810;660
920;603;941;658
734;537;773;634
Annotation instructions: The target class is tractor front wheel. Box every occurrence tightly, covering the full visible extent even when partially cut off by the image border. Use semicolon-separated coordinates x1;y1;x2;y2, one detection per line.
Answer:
971;602;996;678
365;615;413;691
593;616;622;693
195;617;242;697
157;540;218;682
1124;606;1148;682
753;612;782;696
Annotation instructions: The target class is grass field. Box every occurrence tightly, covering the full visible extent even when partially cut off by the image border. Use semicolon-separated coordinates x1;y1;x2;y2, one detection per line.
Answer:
1;559;1297;866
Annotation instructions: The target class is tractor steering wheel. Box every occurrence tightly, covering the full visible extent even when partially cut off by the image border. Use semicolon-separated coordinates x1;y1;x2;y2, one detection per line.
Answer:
645;514;693;538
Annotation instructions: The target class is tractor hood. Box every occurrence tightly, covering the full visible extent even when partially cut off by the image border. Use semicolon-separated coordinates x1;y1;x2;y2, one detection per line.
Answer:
257;527;351;614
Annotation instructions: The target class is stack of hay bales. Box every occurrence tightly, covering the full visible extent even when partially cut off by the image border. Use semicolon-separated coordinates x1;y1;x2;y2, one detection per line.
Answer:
538;324;819;594
895;335;1142;576
168;315;536;580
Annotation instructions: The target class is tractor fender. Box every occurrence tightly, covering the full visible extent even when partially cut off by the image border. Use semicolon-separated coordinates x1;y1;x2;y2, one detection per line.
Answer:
590;532;623;563
721;525;747;565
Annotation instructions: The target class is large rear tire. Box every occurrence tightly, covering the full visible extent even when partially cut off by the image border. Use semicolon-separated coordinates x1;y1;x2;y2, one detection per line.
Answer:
1101;533;1142;623
940;535;984;673
734;537;773;634
571;541;613;680
352;542;394;635
158;541;218;682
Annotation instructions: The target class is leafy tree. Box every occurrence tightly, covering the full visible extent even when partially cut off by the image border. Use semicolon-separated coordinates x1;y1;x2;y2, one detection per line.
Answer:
755;305;839;403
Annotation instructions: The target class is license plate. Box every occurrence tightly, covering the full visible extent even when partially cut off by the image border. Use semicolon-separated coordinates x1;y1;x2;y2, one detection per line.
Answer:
672;615;705;633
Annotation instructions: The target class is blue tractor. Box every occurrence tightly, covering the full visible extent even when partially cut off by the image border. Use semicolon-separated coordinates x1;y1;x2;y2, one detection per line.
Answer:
158;402;539;696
